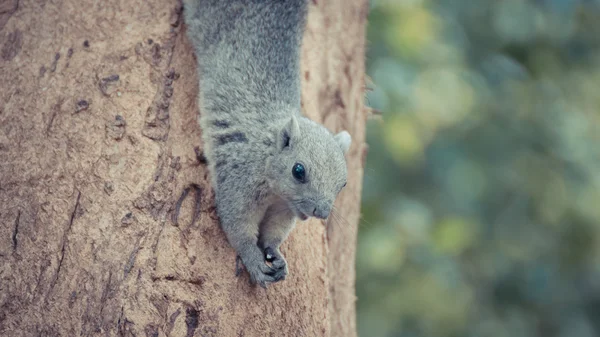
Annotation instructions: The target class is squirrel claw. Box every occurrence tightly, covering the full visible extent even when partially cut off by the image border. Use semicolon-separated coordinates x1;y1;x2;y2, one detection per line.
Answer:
263;247;288;281
236;251;281;288
264;247;277;263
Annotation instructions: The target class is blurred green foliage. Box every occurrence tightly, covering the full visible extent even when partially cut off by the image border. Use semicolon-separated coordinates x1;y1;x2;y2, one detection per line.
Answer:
357;1;600;336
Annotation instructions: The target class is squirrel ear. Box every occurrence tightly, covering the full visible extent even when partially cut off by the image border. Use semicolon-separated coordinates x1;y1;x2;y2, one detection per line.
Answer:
334;130;352;154
278;116;300;150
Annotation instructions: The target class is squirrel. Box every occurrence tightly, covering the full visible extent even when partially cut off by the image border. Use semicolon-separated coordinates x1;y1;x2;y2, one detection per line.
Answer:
183;0;351;288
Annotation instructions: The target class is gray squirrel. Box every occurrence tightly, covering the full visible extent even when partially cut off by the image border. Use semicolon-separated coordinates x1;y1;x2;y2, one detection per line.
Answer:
183;0;351;288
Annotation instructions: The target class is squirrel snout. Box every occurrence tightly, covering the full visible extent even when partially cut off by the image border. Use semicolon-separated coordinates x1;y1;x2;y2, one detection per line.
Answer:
312;206;330;220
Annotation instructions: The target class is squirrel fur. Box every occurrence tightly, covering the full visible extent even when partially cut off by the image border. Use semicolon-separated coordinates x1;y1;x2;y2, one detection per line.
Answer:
183;0;351;288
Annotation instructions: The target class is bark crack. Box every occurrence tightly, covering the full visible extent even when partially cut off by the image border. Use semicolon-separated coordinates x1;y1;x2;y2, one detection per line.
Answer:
117;306;134;337
151;274;205;288
171;184;202;227
185;307;199;337
99;271;113;317
124;235;144;277
46;97;64;135
172;186;190;226
47;190;81;298
140;2;183;142
191;184;203;227
165;308;181;337
12;210;20;251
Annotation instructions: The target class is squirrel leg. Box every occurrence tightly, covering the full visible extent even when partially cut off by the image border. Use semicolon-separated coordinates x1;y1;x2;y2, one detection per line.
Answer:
259;206;297;282
216;195;281;288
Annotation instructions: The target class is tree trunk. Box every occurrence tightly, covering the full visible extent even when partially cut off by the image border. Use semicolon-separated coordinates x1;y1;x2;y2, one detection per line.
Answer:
0;0;367;336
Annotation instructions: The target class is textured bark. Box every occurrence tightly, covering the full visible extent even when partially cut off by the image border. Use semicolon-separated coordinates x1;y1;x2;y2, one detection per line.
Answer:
0;0;367;336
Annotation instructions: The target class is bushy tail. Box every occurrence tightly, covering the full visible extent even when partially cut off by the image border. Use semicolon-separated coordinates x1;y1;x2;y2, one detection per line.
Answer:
183;0;308;110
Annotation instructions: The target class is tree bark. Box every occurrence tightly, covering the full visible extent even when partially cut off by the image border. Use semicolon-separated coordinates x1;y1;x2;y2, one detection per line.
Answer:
0;0;367;336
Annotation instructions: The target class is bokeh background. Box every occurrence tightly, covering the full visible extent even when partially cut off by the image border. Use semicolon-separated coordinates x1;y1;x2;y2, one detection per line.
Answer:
357;0;600;336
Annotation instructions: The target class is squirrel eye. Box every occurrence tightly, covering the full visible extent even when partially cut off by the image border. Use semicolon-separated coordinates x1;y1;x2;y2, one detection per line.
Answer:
292;163;306;182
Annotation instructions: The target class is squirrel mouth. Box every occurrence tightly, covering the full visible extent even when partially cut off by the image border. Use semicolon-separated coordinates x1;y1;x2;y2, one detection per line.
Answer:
298;212;309;221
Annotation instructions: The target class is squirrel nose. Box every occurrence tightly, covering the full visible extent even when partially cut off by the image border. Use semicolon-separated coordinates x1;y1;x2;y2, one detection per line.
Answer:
312;207;330;220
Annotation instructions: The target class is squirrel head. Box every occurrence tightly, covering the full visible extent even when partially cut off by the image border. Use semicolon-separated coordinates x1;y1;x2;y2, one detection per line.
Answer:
266;115;351;221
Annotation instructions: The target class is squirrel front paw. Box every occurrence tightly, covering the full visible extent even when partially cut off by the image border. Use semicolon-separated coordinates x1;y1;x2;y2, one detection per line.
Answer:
235;249;286;288
264;247;288;280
